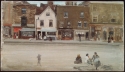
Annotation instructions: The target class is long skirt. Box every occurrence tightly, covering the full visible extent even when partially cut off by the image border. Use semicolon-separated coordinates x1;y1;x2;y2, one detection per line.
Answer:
93;58;101;68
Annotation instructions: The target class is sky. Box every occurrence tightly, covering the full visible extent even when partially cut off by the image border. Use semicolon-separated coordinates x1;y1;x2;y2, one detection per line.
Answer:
27;1;83;6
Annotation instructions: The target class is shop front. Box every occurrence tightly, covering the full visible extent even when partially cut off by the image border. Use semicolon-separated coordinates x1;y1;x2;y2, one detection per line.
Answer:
74;30;89;41
20;28;35;39
58;29;74;40
41;28;57;40
13;27;22;39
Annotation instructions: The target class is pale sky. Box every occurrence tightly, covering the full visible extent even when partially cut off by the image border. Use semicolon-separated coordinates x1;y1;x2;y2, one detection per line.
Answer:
27;1;83;6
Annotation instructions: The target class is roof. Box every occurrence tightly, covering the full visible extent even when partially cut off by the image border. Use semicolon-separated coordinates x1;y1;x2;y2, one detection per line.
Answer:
35;5;56;15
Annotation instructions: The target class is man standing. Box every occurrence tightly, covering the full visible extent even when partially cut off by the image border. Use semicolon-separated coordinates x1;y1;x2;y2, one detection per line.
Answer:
37;54;41;66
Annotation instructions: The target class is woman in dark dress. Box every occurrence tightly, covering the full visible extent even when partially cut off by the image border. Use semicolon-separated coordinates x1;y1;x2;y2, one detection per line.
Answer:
74;54;82;64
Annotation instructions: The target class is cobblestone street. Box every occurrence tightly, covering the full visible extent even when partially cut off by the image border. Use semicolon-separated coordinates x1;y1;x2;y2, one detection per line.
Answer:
1;43;124;71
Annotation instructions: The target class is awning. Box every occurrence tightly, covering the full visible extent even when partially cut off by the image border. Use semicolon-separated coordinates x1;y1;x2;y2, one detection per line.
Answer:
20;28;35;31
41;28;57;32
12;24;21;27
14;27;22;32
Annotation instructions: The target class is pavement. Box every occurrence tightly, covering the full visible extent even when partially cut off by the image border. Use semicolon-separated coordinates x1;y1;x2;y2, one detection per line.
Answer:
3;38;124;46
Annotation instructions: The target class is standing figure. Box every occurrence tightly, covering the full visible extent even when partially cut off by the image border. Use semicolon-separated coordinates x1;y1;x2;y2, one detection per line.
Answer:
74;54;82;64
111;36;114;43
44;35;47;41
37;54;41;66
78;34;81;41
92;52;101;70
108;36;111;43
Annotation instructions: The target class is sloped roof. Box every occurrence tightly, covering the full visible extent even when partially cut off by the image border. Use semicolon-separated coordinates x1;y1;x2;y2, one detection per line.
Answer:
35;5;56;15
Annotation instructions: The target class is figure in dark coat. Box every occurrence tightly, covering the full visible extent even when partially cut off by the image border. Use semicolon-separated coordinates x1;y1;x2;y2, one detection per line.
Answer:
37;54;41;66
78;34;81;41
74;54;82;64
92;52;101;70
108;36;111;43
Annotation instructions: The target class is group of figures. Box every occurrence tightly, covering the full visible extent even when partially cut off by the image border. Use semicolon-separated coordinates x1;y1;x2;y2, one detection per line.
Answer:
74;52;101;70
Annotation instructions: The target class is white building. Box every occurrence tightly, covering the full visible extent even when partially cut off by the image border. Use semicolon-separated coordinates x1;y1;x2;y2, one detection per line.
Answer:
35;5;57;40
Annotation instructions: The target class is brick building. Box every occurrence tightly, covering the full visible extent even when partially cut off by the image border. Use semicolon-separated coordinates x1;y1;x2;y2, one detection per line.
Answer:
86;1;124;42
2;1;13;38
12;1;37;39
56;6;90;40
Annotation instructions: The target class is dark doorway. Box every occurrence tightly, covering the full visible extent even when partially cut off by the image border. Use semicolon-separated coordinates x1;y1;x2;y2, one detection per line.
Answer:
42;32;45;39
86;32;89;39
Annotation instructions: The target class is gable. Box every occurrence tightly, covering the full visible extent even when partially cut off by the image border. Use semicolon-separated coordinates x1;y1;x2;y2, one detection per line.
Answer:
39;6;55;16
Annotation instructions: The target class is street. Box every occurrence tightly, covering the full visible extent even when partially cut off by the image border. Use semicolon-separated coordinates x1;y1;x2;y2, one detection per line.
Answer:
1;43;124;71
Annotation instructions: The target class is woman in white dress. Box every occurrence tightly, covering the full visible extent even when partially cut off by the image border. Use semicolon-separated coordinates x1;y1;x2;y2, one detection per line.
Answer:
85;53;93;65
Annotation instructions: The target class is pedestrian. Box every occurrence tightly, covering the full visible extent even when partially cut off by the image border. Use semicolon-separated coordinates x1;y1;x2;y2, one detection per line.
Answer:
74;54;82;64
111;36;114;43
92;52;101;70
78;34;81;41
85;53;93;65
44;35;47;41
108;36;111;43
37;54;41;66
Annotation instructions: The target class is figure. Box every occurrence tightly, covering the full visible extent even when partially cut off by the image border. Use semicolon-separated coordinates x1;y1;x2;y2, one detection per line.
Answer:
92;52;101;70
44;35;47;41
37;54;41;66
74;54;82;64
78;34;81;41
108;36;111;43
85;53;93;65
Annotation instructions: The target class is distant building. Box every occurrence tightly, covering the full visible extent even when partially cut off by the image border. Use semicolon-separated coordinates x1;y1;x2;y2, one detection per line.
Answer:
85;1;124;42
57;6;90;40
65;1;77;6
2;1;13;38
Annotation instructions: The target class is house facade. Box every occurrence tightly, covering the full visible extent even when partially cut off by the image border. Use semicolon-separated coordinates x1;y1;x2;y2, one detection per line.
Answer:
35;2;57;40
86;1;124;42
2;1;13;38
57;6;90;40
13;2;37;39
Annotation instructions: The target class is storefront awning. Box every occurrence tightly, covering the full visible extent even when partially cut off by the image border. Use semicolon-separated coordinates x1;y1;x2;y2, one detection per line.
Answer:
41;28;57;32
20;28;35;31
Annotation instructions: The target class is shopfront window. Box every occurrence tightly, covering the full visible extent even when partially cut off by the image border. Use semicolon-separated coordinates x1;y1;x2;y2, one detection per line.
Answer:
21;31;34;37
47;32;56;35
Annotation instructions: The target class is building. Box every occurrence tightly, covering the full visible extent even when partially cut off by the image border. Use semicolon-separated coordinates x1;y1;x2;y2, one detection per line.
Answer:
2;1;13;38
85;1;124;42
12;1;37;39
57;6;90;40
35;1;57;40
65;1;77;6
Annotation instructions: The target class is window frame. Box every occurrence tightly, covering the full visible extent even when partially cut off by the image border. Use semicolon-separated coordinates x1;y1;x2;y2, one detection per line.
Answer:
22;8;26;14
40;20;44;26
84;21;87;27
78;21;82;28
46;12;50;16
80;12;84;18
49;20;53;27
64;12;68;18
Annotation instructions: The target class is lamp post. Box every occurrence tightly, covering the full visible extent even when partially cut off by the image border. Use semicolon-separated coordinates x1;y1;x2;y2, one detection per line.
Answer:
36;17;39;40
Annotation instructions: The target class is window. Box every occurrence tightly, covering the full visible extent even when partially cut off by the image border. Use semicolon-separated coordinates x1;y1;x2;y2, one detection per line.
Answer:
47;32;56;35
93;16;98;23
22;8;26;14
64;12;68;18
21;16;27;27
40;20;44;26
21;31;34;37
78;21;82;27
60;21;64;28
67;21;71;28
49;20;53;27
93;6;97;11
80;12;84;18
111;19;116;22
46;12;50;16
84;21;87;27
